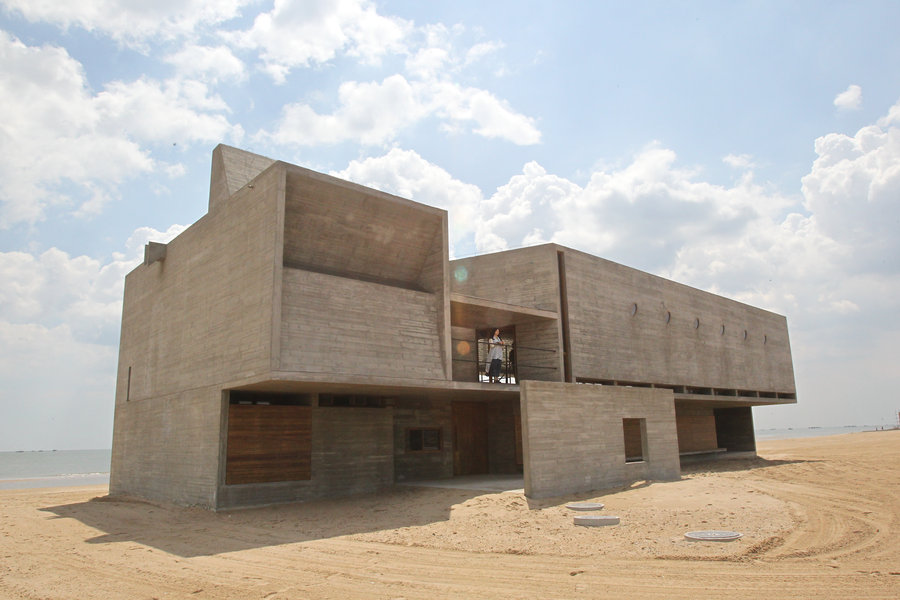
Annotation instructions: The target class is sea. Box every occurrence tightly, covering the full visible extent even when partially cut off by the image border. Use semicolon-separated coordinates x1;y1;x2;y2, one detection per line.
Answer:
0;449;111;490
0;425;894;490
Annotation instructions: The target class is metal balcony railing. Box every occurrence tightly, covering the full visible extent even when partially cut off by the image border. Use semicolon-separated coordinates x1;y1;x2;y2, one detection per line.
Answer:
451;337;557;384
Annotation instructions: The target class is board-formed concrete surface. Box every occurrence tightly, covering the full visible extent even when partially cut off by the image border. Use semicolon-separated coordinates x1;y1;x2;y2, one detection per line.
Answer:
111;144;797;510
521;381;680;498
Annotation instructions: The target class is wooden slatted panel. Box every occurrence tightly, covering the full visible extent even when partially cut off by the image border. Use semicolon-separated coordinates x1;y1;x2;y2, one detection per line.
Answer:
226;404;312;485
676;414;718;453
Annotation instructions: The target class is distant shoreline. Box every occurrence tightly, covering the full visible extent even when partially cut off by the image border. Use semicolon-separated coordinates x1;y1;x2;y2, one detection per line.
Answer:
755;424;897;440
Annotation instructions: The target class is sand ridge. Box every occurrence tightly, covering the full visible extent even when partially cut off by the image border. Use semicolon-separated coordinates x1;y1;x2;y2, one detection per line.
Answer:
1;431;898;599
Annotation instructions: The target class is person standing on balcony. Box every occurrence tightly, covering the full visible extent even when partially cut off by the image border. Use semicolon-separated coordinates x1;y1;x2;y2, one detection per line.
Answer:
486;328;504;383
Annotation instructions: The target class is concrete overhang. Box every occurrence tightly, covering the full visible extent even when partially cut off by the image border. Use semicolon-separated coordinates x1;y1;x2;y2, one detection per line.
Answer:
449;293;557;330
226;372;520;403
674;394;797;408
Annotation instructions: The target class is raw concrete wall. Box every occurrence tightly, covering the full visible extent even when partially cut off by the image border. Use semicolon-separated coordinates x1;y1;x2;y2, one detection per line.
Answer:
487;398;522;474
514;319;564;382
417;220;452;379
217;406;394;508
278;166;450;381
450;326;479;382
393;398;454;481
520;381;680;498
561;248;796;394
450;245;564;381
450;245;560;312
208;145;276;213
279;268;445;381
115;165;282;402
110;386;223;507
111;164;284;506
282;167;445;289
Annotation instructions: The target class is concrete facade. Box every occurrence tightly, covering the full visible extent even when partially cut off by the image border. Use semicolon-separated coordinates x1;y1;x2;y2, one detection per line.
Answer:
520;381;680;498
111;145;797;509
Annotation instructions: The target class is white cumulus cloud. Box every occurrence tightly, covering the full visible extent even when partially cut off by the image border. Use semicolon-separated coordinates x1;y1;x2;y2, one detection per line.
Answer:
260;75;540;147
834;84;862;110
0;224;184;345
0;33;242;226
263;75;426;146
230;0;410;83
802;99;900;273
0;222;187;451
165;44;247;83
0;0;252;46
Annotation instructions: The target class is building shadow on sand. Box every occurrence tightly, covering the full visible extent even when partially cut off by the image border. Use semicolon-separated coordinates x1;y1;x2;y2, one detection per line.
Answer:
679;454;818;475
39;457;818;557
39;484;493;558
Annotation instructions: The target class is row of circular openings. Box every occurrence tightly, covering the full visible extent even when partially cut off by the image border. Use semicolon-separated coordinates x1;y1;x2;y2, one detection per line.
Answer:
630;303;767;344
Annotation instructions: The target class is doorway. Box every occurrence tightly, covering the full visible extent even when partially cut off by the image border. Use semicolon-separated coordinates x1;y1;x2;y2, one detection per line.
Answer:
452;401;488;475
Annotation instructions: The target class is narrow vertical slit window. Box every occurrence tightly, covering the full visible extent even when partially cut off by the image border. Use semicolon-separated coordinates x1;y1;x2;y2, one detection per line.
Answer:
126;366;132;402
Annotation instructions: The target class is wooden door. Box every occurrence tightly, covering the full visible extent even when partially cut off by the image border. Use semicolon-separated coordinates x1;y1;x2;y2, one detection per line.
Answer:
452;401;488;475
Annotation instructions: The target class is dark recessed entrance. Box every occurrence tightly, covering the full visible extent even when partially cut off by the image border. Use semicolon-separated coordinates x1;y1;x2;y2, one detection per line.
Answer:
451;399;523;477
452;401;489;475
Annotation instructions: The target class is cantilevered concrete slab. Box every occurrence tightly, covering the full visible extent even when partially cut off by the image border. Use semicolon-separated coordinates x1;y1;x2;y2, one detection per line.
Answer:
449;293;558;330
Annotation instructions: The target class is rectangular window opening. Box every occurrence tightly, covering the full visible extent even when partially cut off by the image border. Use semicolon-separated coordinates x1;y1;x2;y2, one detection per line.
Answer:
408;428;442;452
623;418;646;463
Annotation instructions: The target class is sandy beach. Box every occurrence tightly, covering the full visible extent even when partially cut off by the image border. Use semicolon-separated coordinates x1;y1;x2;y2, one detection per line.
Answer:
1;431;898;599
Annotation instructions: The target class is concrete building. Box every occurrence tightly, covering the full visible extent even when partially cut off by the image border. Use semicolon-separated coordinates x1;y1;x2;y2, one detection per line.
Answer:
110;145;797;509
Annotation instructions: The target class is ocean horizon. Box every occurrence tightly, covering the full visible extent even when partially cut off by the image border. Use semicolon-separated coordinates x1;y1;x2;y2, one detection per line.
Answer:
754;424;895;440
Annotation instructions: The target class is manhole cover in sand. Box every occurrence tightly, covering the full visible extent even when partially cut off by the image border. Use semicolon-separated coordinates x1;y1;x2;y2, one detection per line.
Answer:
566;502;605;511
574;515;619;527
684;530;743;542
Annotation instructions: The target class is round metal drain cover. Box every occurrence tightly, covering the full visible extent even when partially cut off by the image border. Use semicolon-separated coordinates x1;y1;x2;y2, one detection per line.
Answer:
566;502;605;511
574;515;619;527
684;530;743;542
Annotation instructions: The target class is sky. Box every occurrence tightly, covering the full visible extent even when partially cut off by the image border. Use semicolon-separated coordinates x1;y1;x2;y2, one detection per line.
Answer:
1;1;899;451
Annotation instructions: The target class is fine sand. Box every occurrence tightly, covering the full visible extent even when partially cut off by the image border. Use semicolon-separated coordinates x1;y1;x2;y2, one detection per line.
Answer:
1;431;898;599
